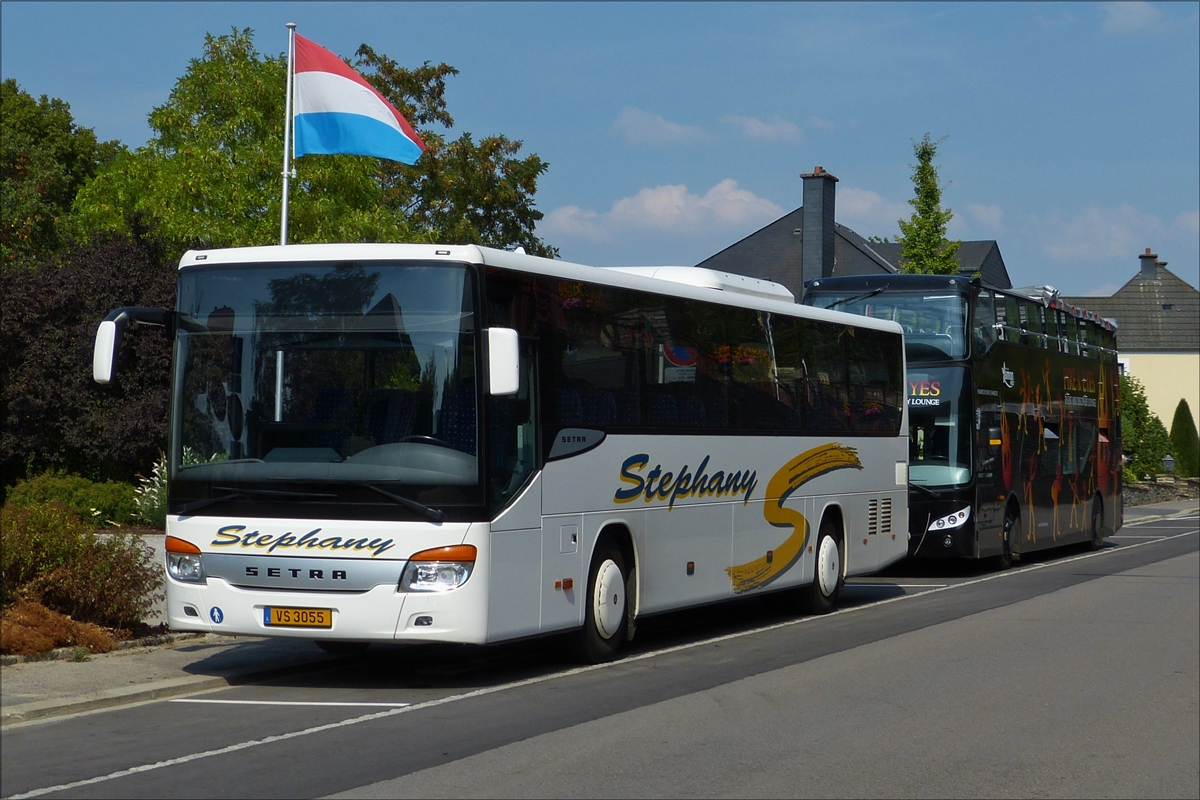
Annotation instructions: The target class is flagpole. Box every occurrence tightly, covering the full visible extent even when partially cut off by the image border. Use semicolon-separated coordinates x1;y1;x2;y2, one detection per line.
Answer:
280;22;297;245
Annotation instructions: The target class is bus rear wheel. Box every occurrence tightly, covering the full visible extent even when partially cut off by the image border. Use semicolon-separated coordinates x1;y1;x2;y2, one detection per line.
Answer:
800;518;843;615
574;542;628;664
1087;496;1104;551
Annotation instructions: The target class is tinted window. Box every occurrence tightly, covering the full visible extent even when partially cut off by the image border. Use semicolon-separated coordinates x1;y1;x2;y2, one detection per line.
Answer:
536;276;903;438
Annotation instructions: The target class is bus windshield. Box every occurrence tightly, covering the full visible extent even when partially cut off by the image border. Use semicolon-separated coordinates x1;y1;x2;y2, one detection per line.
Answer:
173;261;479;489
810;290;968;361
907;367;972;488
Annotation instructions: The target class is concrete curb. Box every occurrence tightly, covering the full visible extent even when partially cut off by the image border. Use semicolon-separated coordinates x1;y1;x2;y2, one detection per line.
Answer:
0;633;205;667
1;653;346;727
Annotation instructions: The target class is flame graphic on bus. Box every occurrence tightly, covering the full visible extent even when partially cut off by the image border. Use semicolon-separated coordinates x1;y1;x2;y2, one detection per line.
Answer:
726;443;863;593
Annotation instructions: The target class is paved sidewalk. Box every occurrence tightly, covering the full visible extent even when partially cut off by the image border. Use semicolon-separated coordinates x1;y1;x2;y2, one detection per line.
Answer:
2;499;1195;727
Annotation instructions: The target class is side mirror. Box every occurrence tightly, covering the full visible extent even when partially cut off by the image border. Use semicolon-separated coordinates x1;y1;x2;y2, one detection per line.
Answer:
93;319;121;384
92;307;172;384
486;327;520;396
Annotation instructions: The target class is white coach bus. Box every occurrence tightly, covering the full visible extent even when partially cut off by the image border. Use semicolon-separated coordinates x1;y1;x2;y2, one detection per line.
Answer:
94;244;909;662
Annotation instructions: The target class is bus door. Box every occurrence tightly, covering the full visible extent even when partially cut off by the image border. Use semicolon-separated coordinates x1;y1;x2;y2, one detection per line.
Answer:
974;398;1004;553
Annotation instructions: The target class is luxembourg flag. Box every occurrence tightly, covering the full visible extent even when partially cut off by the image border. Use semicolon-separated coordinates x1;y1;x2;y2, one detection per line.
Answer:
292;34;425;164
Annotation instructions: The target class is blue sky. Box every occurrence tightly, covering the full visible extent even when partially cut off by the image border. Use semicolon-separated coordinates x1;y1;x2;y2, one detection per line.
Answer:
3;2;1197;295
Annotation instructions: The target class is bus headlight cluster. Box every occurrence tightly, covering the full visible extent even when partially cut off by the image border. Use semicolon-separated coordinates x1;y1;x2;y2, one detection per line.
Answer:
399;545;477;593
928;507;971;531
165;536;206;583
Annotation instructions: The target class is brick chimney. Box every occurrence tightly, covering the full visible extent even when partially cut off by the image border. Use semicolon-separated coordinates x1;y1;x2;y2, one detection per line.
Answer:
800;166;838;285
1139;247;1159;279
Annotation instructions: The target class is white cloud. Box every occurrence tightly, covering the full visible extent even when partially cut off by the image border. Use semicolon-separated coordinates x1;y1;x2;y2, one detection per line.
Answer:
1175;208;1200;235
836;187;910;231
809;116;836;131
967;203;1004;231
1040;204;1164;260
612;106;709;146
540;206;609;241
540;180;783;241
719;115;801;143
1101;1;1161;33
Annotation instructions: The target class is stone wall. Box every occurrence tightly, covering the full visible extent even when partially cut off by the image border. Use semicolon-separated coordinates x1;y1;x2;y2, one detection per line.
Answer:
1124;478;1200;507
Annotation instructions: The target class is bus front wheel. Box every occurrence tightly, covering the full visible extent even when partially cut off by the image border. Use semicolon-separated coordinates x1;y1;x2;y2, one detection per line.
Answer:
801;518;843;614
575;542;628;664
996;506;1018;570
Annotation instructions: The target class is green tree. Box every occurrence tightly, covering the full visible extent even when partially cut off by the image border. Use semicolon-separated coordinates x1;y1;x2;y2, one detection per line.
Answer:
74;28;555;258
895;133;960;275
1120;374;1171;481
1168;399;1199;478
1;80;123;268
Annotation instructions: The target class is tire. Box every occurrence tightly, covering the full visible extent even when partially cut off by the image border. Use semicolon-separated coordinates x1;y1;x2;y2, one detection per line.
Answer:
800;518;843;615
995;507;1018;570
315;641;370;655
1087;496;1104;551
574;542;628;664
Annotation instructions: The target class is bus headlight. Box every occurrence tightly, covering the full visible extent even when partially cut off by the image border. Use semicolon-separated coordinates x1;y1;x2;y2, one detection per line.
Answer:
928;507;971;531
399;545;476;593
165;536;206;583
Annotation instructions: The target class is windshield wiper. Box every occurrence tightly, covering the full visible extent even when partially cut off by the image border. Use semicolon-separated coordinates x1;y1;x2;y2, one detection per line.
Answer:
908;482;941;501
177;485;337;516
824;285;887;311
360;483;444;522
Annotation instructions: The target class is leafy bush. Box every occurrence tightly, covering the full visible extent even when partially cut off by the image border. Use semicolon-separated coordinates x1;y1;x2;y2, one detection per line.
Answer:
1;231;175;487
1;599;118;656
134;452;168;529
0;500;162;627
1121;374;1171;481
5;471;139;526
1169;400;1199;479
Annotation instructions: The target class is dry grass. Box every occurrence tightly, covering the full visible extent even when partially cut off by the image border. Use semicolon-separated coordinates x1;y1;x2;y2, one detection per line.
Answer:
0;599;127;656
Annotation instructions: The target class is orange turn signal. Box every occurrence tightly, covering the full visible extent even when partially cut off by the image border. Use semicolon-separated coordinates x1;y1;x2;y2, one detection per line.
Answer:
165;536;202;554
409;545;477;563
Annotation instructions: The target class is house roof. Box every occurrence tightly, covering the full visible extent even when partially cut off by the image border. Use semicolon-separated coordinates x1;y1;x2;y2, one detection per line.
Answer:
1061;263;1199;352
868;240;1012;289
695;205;1013;294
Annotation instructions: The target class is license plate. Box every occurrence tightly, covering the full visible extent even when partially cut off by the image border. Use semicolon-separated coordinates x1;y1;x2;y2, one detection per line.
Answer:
264;606;332;628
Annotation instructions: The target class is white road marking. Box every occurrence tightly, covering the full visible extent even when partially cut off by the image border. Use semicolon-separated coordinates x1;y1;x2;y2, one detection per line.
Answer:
850;583;949;588
9;526;1196;800
169;699;410;708
1110;534;1169;539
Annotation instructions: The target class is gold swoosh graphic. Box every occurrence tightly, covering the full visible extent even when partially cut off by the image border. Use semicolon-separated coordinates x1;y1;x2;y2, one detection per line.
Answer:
725;443;863;594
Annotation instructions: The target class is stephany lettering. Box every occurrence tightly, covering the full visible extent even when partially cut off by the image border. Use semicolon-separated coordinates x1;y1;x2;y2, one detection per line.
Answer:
614;454;758;509
211;525;396;558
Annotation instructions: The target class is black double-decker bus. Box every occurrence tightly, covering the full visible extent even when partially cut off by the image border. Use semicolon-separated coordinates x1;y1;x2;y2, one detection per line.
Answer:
805;274;1122;565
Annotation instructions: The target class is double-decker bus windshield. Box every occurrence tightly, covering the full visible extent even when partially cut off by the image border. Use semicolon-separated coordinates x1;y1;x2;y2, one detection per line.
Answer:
174;261;479;489
907;367;972;488
810;290;968;361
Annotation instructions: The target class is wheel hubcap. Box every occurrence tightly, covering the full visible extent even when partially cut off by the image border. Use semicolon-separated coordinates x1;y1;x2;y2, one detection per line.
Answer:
816;536;840;597
593;559;624;640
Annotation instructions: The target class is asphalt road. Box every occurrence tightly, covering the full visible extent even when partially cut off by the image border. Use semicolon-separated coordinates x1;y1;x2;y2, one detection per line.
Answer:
3;515;1196;799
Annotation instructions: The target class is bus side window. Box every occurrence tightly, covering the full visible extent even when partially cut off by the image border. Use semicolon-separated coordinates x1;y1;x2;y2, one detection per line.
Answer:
973;290;996;353
1044;307;1058;348
798;318;851;432
1002;295;1020;343
844;326;904;435
726;307;796;431
1063;313;1079;355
